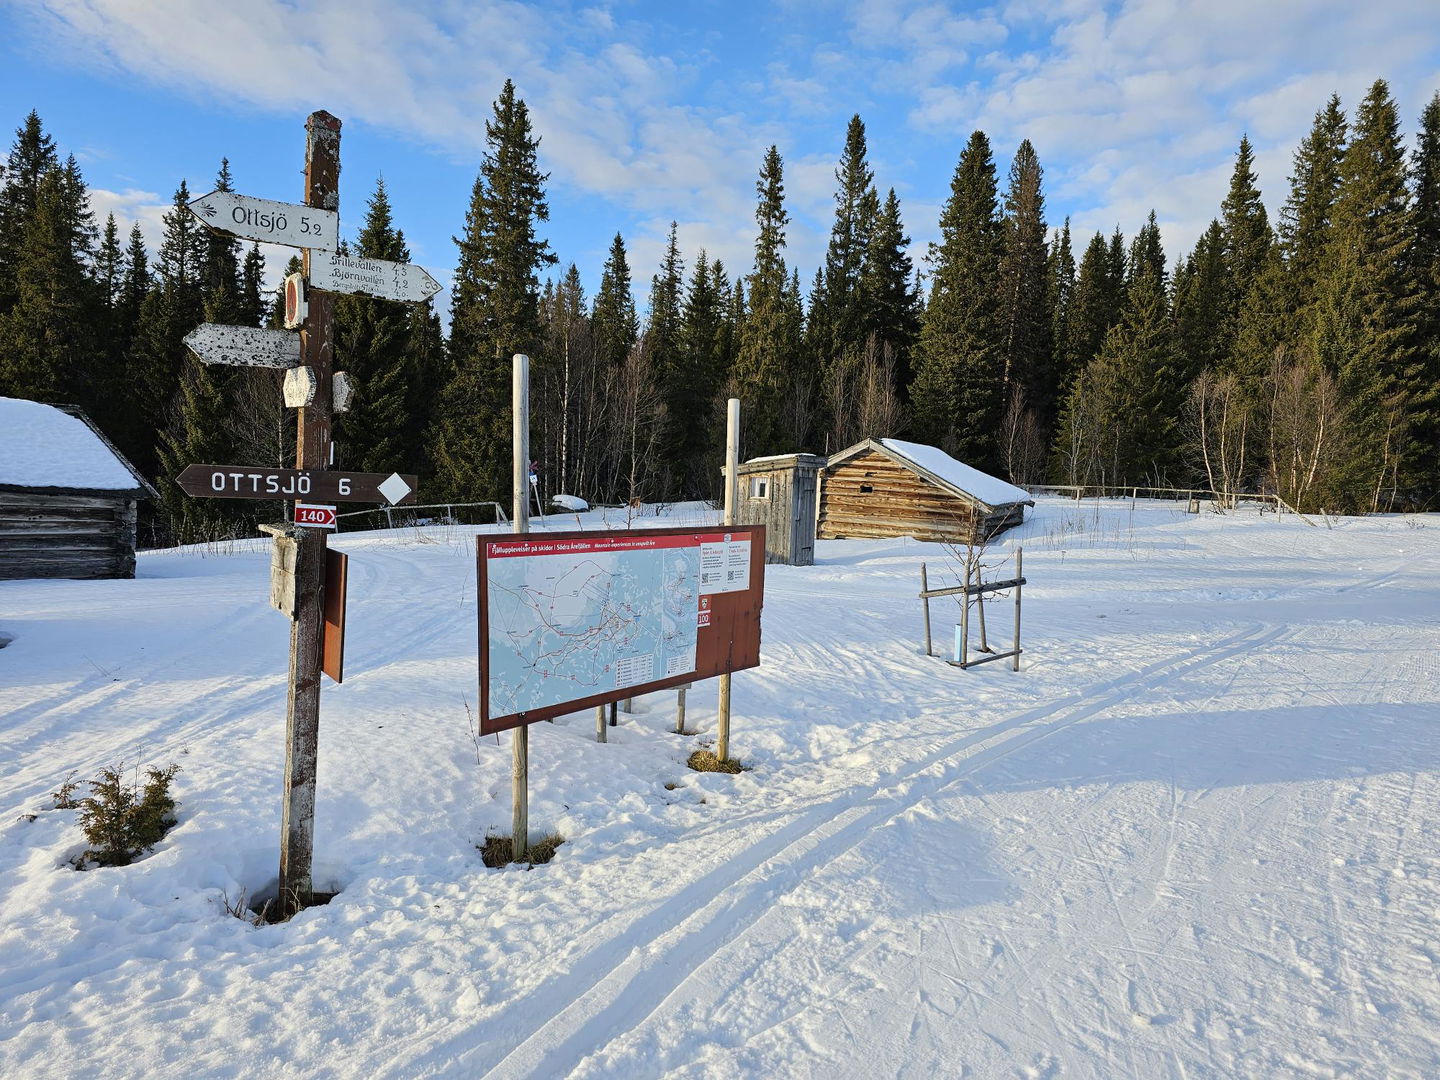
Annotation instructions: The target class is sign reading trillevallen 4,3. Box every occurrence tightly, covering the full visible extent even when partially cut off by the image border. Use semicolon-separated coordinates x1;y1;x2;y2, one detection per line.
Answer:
176;464;417;505
188;189;339;252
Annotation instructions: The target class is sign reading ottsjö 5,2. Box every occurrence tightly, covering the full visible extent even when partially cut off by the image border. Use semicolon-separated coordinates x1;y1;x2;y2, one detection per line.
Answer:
188;190;339;252
177;464;417;505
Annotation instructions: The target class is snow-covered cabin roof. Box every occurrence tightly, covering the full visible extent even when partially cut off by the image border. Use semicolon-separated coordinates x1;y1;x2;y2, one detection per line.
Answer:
826;437;1033;510
0;398;155;497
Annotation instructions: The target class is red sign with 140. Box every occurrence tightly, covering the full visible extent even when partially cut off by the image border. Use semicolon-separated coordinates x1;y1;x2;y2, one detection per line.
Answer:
294;503;337;529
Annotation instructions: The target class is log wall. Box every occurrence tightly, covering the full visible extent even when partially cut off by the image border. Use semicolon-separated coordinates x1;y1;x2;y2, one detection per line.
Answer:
817;450;1019;544
0;491;139;579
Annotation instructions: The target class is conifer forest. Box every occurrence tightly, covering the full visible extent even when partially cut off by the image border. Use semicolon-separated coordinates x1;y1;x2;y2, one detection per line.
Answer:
3;76;1438;544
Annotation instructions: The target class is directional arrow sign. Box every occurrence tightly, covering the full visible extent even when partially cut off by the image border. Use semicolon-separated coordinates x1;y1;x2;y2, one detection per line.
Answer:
177;465;419;505
188;190;338;252
309;252;443;303
184;324;302;369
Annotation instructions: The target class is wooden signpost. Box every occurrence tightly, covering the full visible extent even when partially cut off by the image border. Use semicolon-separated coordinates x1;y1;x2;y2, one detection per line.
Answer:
175;464;416;504
177;110;437;916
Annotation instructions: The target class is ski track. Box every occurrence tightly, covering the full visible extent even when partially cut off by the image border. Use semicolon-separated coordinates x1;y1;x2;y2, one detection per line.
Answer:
398;623;1291;1080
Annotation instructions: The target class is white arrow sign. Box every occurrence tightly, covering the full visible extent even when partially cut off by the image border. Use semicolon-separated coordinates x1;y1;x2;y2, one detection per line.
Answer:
309;252;443;303
184;324;302;369
188;190;338;252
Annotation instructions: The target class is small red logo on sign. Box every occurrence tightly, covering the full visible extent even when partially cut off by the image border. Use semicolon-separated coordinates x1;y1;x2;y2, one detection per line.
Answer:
295;502;337;529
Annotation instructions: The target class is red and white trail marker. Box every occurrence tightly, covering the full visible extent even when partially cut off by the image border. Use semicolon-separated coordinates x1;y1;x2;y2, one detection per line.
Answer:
294;503;337;529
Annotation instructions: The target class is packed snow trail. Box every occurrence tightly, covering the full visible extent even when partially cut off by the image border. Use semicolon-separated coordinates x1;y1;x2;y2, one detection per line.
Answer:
0;500;1437;1078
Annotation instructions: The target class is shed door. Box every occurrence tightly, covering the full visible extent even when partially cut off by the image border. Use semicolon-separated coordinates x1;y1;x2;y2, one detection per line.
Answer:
795;471;817;564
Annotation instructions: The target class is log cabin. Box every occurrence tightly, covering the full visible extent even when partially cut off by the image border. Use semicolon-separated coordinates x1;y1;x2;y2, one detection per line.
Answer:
818;438;1032;544
0;398;157;580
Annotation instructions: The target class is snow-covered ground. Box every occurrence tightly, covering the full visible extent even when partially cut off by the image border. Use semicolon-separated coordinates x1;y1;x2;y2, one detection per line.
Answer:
1;497;1437;1079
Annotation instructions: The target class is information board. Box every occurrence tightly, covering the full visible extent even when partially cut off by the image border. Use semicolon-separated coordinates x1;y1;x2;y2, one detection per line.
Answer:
478;525;764;734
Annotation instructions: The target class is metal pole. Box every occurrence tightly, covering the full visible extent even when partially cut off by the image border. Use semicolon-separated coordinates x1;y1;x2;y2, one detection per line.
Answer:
920;562;932;657
717;397;739;763
511;354;529;862
278;110;340;917
1013;547;1023;672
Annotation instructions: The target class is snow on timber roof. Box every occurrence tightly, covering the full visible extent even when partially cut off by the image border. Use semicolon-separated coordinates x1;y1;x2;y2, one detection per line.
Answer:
0;397;144;492
878;438;1033;507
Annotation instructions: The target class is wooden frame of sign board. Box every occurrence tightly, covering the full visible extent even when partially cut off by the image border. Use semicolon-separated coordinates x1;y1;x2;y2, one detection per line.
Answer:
477;524;766;735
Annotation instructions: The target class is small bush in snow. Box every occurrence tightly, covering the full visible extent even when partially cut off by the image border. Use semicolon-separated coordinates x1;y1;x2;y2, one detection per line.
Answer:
50;771;81;809
76;762;180;867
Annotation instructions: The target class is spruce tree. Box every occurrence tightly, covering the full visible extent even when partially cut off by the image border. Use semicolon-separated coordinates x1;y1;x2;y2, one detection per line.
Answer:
1279;94;1347;331
432;80;555;502
647;223;686;496
733;146;805;454
676;252;730;497
1320;78;1418;491
1047;219;1076;396
1063;231;1120;399
592;231;638;371
334;177;414;474
860;188;918;390
0;157;98;402
1409;93;1440;494
0;111;60;317
128;180;207;482
1173;221;1230;381
1220;136;1273;303
911;130;1003;466
819;114;878;404
996;139;1053;420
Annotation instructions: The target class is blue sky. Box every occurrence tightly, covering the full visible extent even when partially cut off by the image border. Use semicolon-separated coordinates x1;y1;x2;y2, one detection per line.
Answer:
2;0;1438;317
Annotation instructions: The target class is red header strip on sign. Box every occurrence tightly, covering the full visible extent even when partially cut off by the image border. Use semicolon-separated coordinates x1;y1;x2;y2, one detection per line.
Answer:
486;532;703;558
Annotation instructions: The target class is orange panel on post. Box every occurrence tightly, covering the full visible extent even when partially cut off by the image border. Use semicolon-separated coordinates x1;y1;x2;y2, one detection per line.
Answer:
322;548;347;683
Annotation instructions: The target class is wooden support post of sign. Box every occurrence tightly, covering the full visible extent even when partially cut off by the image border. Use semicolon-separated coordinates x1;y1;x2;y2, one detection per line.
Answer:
959;563;970;668
512;354;530;862
1013;548;1023;672
278;110;341;917
675;686;687;734
595;705;606;744
716;397;740;764
920;562;932;657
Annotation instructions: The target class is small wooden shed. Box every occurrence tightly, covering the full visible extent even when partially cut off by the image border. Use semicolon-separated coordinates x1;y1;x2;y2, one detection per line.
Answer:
0;398;156;580
733;453;825;566
818;438;1032;544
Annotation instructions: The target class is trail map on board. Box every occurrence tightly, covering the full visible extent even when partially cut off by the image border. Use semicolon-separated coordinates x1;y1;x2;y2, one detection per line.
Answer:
485;532;725;719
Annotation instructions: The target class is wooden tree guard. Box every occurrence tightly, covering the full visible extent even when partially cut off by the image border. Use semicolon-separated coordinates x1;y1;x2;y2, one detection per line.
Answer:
918;548;1026;671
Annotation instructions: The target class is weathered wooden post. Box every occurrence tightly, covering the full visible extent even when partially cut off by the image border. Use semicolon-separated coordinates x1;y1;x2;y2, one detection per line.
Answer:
277;110;340;915
1013;547;1023;672
675;686;688;734
512;353;529;861
716;398;739;763
959;560;970;668
595;704;606;744
920;562;933;657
